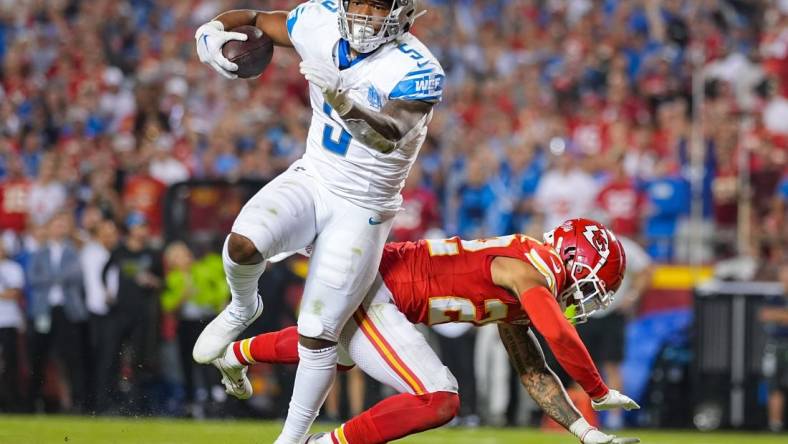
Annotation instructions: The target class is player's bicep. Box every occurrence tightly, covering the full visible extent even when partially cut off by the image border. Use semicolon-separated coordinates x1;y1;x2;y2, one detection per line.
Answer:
490;256;551;297
255;10;293;47
498;323;547;375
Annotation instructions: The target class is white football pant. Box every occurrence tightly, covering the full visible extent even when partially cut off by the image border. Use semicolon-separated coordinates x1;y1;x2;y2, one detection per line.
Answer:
232;159;394;342
337;276;459;395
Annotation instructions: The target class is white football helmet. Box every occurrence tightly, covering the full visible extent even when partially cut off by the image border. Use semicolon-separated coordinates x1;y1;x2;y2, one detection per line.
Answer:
338;0;423;53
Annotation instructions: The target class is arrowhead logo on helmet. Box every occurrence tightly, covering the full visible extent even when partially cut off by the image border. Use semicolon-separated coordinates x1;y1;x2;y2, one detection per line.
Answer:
582;225;610;259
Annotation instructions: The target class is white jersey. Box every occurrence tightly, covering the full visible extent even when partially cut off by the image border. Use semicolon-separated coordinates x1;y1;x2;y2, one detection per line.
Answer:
287;0;444;214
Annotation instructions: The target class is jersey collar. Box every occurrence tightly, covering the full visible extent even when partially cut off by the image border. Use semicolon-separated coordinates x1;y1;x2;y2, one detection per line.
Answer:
337;39;377;70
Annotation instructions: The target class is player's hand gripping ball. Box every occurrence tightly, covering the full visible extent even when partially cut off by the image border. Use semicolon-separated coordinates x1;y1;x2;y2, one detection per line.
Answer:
195;21;274;79
221;25;274;79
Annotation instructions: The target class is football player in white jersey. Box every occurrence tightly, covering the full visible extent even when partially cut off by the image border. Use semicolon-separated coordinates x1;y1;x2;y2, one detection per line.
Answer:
193;1;443;442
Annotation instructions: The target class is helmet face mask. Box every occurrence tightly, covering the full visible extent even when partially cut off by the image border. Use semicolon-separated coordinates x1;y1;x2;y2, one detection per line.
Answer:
560;260;615;324
338;0;420;53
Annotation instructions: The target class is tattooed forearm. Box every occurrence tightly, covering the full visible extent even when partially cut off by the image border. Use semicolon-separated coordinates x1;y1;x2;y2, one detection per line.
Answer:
522;366;581;429
498;323;581;429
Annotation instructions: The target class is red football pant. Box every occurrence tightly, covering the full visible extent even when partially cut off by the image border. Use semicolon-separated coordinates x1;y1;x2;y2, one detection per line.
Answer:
239;327;460;443
331;391;459;444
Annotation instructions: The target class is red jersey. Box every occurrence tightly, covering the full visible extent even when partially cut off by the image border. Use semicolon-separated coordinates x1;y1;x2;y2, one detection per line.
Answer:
379;234;608;399
596;179;644;237
123;174;166;235
0;179;31;232
390;187;440;242
379;235;566;326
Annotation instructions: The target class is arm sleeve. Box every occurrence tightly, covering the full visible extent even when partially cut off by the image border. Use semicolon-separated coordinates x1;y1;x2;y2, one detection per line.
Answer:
519;285;609;399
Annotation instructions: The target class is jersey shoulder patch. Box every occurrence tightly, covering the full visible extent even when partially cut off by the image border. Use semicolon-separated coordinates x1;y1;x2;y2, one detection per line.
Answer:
523;243;566;297
385;36;445;103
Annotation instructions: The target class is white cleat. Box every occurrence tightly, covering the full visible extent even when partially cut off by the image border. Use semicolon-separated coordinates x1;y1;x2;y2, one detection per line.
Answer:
213;356;253;400
193;293;263;363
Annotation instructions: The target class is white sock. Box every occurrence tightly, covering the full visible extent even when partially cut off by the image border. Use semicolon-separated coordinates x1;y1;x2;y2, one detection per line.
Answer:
222;236;265;312
569;417;597;442
275;344;338;444
222;343;242;367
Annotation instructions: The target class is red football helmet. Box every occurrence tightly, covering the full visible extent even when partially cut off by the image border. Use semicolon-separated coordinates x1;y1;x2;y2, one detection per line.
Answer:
543;218;626;323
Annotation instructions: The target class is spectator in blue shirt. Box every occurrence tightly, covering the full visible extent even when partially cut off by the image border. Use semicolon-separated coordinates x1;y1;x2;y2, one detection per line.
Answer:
457;153;496;239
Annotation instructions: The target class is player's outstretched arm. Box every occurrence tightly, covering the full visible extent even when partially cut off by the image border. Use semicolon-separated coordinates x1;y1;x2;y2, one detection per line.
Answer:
494;257;610;399
498;323;640;444
492;256;641;408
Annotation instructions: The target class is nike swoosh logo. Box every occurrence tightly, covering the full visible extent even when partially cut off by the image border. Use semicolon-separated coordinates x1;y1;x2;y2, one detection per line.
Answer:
417;60;430;68
368;217;383;226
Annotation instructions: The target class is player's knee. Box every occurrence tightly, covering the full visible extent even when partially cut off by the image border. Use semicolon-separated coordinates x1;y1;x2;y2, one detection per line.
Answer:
227;233;262;265
297;311;336;350
419;391;460;426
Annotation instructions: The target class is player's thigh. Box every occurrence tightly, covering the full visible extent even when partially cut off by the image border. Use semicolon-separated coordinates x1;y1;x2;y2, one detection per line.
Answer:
298;200;393;341
342;301;458;395
231;162;318;259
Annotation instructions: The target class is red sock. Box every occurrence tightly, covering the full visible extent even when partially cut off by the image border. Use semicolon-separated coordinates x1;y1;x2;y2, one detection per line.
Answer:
231;326;356;372
233;326;300;365
332;391;459;444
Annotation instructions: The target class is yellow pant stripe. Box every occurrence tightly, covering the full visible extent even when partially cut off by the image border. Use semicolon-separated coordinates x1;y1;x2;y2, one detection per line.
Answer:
354;311;426;395
335;424;348;444
241;338;255;364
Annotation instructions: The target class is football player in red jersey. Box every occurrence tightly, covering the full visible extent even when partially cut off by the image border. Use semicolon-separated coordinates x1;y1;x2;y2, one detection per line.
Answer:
215;219;640;444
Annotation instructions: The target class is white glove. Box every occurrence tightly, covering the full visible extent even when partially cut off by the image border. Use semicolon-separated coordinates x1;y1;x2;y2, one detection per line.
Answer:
195;20;248;79
299;60;353;115
571;418;640;444
592;389;640;411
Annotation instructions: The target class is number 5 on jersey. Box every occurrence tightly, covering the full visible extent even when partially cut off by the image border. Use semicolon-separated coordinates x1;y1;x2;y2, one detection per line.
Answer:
322;102;351;156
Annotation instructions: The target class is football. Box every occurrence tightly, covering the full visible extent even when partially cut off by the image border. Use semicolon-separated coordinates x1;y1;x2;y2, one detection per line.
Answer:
221;25;274;79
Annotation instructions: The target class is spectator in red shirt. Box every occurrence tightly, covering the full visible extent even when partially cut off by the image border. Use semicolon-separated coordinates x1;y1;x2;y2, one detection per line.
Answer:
0;157;30;234
597;157;645;238
122;162;166;240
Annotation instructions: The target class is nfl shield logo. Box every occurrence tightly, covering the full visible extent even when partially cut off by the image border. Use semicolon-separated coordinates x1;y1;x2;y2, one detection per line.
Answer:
367;86;382;111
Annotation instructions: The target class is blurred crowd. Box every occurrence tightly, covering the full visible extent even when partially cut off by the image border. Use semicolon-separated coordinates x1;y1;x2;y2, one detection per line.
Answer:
1;0;788;425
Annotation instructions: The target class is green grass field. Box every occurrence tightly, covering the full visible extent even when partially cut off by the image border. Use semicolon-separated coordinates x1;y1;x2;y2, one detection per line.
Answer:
0;416;784;444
